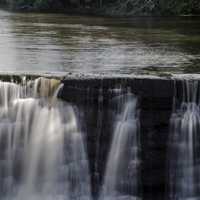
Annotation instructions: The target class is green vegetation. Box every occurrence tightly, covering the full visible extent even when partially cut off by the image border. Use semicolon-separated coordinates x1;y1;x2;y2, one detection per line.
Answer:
0;0;64;11
102;0;200;16
0;0;200;15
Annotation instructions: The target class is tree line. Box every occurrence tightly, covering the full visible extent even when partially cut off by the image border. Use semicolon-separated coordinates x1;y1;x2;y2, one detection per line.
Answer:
0;0;200;15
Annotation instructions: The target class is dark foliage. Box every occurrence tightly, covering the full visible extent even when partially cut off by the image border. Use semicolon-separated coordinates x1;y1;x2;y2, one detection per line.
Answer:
0;0;200;15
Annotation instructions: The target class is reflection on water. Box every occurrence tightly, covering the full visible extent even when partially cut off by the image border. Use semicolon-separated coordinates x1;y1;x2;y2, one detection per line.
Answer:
0;9;200;75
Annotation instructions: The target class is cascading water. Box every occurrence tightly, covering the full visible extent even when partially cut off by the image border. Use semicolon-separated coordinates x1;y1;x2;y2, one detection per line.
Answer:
100;92;140;200
0;77;91;200
168;80;200;200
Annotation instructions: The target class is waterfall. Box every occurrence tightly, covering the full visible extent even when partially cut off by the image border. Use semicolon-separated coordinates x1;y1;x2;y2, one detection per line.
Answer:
100;93;140;200
168;80;200;200
0;78;91;200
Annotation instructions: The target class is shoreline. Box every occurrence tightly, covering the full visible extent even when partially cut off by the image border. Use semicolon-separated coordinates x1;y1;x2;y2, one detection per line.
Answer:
1;4;200;18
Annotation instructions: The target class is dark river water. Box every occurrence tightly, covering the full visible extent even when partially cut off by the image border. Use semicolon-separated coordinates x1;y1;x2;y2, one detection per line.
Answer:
0;9;200;75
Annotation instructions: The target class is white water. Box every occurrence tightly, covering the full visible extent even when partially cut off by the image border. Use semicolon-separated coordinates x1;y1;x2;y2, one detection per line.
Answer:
100;94;140;200
169;81;200;200
0;78;91;200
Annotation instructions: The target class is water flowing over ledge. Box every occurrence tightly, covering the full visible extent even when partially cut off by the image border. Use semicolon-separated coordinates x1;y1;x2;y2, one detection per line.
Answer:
100;93;140;200
0;77;91;200
59;74;200;200
168;80;200;200
1;74;200;200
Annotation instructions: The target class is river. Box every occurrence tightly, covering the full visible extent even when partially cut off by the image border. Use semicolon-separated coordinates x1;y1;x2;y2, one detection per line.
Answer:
0;9;200;75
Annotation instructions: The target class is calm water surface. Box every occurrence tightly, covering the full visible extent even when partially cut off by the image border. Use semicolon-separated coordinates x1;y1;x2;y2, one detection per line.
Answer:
0;9;200;75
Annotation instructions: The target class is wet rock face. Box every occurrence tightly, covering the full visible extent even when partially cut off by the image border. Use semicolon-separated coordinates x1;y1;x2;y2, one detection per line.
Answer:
59;77;183;200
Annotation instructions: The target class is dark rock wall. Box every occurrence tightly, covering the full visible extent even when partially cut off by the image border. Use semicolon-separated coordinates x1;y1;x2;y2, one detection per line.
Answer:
58;77;185;200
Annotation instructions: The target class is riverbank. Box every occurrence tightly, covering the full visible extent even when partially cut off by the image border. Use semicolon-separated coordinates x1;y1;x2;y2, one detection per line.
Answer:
1;0;200;17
